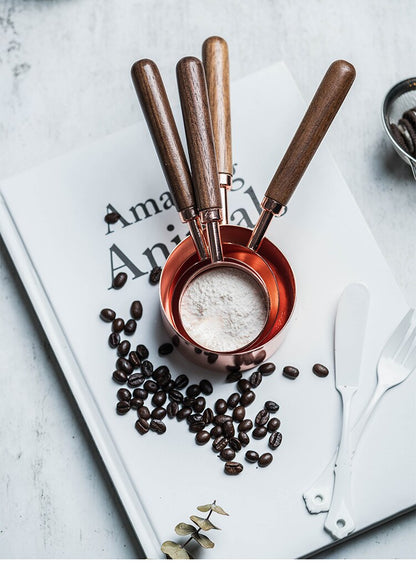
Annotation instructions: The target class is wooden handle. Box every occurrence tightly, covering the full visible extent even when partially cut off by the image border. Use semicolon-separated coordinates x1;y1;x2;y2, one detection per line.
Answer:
265;60;356;206
131;58;195;214
202;36;232;177
176;56;222;213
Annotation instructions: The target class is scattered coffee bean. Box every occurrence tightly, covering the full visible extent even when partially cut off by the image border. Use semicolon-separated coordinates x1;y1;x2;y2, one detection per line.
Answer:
214;398;227;415
202;407;214;425
224;461;243;475
195;430;211;445
144;380;158;393
269;431;283;450
112;318;125;333
176;406;192;421
238;419;253;432
153;365;170;383
116;357;133;375
138;406;151;420
220;447;236;461
249;371;262;388
222;420;235;438
112;369;127;384
265;401;279;413
232;406;246;422
199;379;213;395
189;421;205;433
133;387;148;400
187;413;204;426
149;266;162;285
258;453;273;467
258;362;276;376
152;390;167;407
240;390;256;406
267;418;281;432
167;401;179;418
210;425;223;438
104;211;120;224
117;388;131;402
141;360;153;377
282;365;299;380
117;340;131;357
158;342;173;356
214;414;231;426
128;373;145;388
228;437;242;452
136;344;149;360
255;409;269;427
124;319;137;335
226;371;242;383
182;397;193;408
245;450;259;463
237;379;251;393
193;396;206;413
113;272;128;289
252;426;267;439
238;431;250;446
212;436;228;453
130;397;144;410
150;419;166;434
227;393;240;409
151;407;167;420
313;363;329;377
128;351;141;367
135;418;149;434
116;400;130;415
130;300;143;320
175;374;189;390
186;384;200;398
168;389;183;404
108;332;120;349
100;308;116;322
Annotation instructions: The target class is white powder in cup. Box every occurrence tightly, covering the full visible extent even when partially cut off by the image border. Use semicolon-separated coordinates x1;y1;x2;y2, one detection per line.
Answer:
179;267;268;352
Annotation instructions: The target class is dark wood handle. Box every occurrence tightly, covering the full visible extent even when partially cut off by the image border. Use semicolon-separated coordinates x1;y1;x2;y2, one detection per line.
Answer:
202;36;232;177
265;60;356;206
176;56;222;213
131;58;195;214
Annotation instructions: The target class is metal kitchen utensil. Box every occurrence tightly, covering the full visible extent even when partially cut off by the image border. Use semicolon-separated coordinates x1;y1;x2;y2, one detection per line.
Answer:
303;307;416;517
131;59;209;260
323;283;370;540
382;77;416;179
202;36;232;223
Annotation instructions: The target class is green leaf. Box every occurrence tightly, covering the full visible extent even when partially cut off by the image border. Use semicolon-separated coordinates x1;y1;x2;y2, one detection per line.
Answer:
161;541;190;559
211;504;229;516
175;522;197;536
197;503;212;512
192;532;215;549
190;515;219;531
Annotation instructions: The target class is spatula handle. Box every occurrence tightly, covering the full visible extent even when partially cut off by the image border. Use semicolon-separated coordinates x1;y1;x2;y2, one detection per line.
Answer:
265;60;356;206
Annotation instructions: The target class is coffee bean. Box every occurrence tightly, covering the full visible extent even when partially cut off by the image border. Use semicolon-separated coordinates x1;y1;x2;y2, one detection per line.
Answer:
228;437;242;452
232;406;246;422
186;384;200;398
199;379;213;395
176;406;192;421
202;407;214;425
245;450;259;463
108;332;120;349
130;300;143;320
252;426;267;439
128;351;141;367
226;371;242;383
175;374;189;390
141;360;153;377
130;397;143;410
189;421;205;433
136;344;149;360
255;409;269;427
149;266;162;285
138;406;151;420
133;387;148;400
124;319;137;335
112;370;127;384
238;431;250;446
220;447;236;461
116;357;133;376
313;363;329;377
150;419;166;434
187;412;204;425
153;365;171;384
117;340;131;357
265;401;279;413
144;380;158;393
212;436;228;453
182;397;193;408
135;418;149;434
105;211;120;224
240;390;255;406
112;318;125;333
100;308;116;322
222;420;235;438
113;272;128;289
152;390;167;407
117;388;131;402
116;400;130;415
238;419;253;432
214;399;227;415
193;396;206;413
224;461;243;475
128;373;145;388
195;430;211;445
167;401;179;418
249;371;262;388
168;389;183;404
269;431;283;450
237;379;251;393
227;393;240;409
258;362;276;376
267;418;281;432
214;414;231;426
258;453;273;467
282;365;299;380
158;342;173;356
151;407;167;420
210;425;223;438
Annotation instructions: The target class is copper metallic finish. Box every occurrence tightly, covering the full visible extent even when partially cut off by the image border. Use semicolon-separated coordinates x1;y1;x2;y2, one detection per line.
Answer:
160;225;296;371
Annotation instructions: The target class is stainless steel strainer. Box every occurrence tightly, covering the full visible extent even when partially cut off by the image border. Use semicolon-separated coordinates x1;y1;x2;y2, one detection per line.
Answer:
382;77;416;179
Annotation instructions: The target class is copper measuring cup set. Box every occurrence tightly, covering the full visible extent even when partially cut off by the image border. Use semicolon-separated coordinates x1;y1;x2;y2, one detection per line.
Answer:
131;38;356;371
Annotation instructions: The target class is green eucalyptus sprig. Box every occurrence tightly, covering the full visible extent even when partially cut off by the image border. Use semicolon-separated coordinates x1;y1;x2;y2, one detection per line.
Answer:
161;500;229;559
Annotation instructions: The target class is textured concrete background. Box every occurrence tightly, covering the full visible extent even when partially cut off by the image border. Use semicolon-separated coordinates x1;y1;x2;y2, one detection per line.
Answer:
0;0;415;559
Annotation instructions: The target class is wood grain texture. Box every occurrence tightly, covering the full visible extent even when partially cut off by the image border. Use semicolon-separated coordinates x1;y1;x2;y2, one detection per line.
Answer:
266;60;356;206
202;36;232;177
177;56;222;213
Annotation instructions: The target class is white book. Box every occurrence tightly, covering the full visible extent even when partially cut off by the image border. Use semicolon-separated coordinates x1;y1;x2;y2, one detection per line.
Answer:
0;62;414;559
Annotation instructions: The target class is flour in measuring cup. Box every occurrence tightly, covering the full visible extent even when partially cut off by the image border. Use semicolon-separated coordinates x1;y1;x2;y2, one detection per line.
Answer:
180;267;267;352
